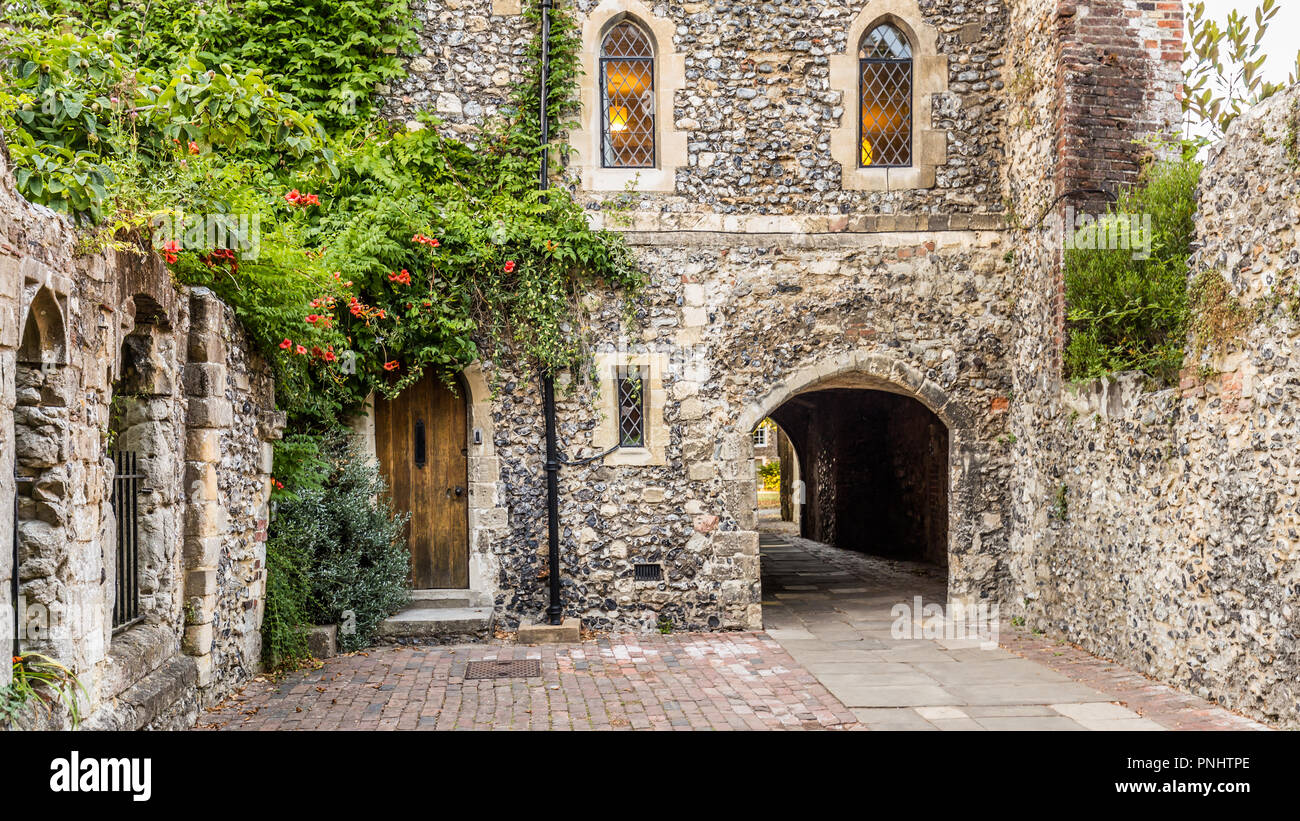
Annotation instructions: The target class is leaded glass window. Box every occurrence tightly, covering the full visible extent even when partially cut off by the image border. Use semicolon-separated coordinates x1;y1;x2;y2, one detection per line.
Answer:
858;23;913;168
600;20;655;168
617;369;645;447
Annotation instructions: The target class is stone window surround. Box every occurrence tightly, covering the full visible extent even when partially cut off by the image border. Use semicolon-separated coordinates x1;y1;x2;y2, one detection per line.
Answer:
570;0;687;193
592;349;668;467
829;0;949;192
106;321;175;636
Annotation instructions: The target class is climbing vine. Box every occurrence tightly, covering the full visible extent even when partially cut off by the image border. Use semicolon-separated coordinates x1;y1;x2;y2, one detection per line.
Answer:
0;0;641;437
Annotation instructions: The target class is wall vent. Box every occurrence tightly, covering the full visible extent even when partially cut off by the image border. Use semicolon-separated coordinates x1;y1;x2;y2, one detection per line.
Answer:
634;563;663;582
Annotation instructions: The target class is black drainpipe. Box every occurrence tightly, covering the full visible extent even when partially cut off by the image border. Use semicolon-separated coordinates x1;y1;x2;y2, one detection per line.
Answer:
538;0;564;626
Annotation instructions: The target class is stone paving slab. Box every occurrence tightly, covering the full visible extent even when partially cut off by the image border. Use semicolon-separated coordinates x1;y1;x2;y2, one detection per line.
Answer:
197;633;861;731
759;530;1274;732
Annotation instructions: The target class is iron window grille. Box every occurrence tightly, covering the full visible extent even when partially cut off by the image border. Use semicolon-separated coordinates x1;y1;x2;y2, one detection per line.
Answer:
600;21;655;169
858;23;913;168
110;451;144;630
617;368;646;447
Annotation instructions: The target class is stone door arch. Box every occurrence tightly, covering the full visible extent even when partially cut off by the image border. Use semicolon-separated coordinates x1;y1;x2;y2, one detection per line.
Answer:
725;349;997;603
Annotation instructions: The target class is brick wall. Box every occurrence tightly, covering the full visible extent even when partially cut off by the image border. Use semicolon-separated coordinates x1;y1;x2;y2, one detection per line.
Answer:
1054;0;1184;210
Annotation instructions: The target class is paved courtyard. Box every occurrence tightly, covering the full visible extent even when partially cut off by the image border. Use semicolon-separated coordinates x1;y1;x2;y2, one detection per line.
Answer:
200;527;1270;731
757;528;1267;731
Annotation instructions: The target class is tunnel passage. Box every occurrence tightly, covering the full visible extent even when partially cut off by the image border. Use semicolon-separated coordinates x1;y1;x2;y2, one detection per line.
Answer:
768;389;948;565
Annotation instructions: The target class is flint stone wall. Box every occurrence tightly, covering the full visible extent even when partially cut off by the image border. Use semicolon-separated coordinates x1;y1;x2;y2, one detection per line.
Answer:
484;229;1015;631
387;0;1009;214
1008;85;1300;728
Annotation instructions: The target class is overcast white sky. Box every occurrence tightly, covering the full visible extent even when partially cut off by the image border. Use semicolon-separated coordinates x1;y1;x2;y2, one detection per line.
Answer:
1193;0;1300;85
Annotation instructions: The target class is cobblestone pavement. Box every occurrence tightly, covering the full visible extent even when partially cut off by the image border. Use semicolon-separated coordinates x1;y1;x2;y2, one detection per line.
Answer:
759;527;1270;731
201;527;1269;731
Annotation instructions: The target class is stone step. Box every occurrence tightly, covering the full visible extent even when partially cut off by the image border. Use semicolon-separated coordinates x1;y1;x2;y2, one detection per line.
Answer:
408;589;487;609
377;605;494;642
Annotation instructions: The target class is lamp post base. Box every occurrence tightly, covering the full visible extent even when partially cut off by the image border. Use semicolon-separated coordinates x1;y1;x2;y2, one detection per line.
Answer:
516;617;581;644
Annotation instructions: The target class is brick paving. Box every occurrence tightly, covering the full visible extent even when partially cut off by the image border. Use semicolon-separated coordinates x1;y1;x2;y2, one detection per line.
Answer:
998;630;1270;730
197;633;860;731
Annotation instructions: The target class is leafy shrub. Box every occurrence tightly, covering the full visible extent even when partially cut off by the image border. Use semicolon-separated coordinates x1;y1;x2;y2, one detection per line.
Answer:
757;460;780;491
262;527;313;668
1064;151;1202;385
264;435;410;662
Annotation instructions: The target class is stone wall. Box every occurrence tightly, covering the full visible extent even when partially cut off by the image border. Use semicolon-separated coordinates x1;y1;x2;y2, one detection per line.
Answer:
1008;86;1300;729
388;0;1010;214
364;0;1180;633
473;227;1014;632
0;141;282;730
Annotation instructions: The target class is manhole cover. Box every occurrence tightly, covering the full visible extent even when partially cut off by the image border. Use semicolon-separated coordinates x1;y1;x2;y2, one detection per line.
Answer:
464;659;541;680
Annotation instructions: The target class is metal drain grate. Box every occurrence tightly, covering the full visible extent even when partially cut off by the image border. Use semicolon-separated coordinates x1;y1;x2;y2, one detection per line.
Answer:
634;563;663;582
464;659;541;680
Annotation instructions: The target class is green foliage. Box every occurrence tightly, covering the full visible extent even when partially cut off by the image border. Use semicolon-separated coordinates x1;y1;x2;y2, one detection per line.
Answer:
182;0;417;130
1063;151;1202;385
1184;0;1300;142
5;0;416;129
262;526;313;668
1050;484;1068;522
757;460;780;491
2;0;641;428
0;652;90;729
2;0;642;658
0;21;333;222
265;436;410;659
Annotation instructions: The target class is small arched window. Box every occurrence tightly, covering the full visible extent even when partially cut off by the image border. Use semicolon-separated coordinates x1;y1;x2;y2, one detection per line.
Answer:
858;23;913;168
600;20;655;169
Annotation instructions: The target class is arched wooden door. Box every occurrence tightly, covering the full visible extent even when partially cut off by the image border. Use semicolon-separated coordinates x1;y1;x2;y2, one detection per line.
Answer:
374;372;469;589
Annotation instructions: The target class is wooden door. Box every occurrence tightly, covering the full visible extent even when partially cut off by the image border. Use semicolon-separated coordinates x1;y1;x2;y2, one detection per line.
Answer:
374;372;469;589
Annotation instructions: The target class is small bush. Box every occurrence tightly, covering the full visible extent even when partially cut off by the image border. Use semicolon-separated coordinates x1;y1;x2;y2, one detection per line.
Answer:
262;530;312;668
757;460;781;491
263;435;410;665
1063;152;1202;385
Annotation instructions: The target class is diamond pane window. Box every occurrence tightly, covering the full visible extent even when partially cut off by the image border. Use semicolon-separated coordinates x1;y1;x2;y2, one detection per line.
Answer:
617;370;645;447
601;21;655;168
858;23;913;168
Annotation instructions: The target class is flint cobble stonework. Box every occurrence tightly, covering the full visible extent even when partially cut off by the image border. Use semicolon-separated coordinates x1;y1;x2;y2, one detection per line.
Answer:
387;0;1009;215
367;0;1043;637
481;231;1015;633
1008;86;1300;729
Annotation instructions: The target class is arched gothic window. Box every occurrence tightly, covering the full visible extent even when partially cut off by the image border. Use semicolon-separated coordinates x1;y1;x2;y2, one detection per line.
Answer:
859;23;913;168
600;20;655;168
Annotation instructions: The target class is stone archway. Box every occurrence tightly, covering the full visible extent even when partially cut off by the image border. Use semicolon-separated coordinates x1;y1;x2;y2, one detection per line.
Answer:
722;349;991;604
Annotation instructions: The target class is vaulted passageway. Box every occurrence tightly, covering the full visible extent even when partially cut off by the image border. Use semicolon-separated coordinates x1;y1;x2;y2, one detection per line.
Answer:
768;388;948;566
